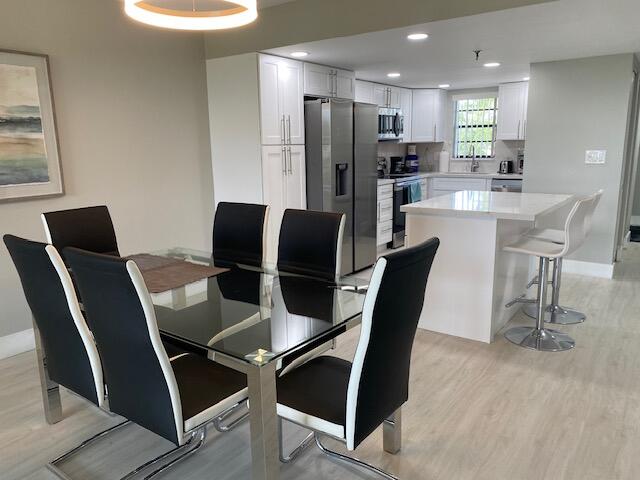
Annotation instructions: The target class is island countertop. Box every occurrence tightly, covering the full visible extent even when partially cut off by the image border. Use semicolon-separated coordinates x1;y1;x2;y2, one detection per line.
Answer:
401;191;574;222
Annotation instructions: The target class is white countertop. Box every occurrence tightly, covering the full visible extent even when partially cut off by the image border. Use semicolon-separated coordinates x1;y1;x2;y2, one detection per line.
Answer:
401;191;574;222
377;173;523;185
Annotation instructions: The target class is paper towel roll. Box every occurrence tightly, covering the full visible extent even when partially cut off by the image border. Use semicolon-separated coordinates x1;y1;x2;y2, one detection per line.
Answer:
439;151;450;172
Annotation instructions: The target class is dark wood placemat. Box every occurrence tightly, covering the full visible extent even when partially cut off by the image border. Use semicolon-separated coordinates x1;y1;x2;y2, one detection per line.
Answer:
127;254;229;293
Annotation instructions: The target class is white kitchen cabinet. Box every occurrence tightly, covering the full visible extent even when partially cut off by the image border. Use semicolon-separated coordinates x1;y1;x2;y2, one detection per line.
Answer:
377;183;394;246
259;54;305;145
355;80;375;104
262;145;307;260
411;89;447;143
304;63;354;99
497;81;529;140
372;84;403;108
336;69;355;100
400;88;413;143
427;176;490;199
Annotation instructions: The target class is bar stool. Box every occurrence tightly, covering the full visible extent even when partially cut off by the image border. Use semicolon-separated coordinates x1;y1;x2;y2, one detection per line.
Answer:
522;190;603;325
503;195;593;351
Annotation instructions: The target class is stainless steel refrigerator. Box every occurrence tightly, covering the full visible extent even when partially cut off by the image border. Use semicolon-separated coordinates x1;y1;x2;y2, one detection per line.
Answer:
305;99;378;275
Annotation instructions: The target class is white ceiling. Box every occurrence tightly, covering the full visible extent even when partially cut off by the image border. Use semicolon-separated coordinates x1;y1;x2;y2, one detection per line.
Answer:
258;0;296;7
265;0;640;90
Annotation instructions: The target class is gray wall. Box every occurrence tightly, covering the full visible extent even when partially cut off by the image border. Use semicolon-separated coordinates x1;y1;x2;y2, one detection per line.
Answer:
204;0;553;59
0;0;213;338
523;54;634;265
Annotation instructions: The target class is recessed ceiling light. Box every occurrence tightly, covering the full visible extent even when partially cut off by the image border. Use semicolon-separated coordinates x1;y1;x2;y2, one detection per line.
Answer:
407;33;429;41
523;76;530;81
483;62;501;68
438;84;451;88
290;51;308;58
387;72;401;78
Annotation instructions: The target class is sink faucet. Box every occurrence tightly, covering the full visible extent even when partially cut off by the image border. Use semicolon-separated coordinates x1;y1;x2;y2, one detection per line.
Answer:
470;146;480;173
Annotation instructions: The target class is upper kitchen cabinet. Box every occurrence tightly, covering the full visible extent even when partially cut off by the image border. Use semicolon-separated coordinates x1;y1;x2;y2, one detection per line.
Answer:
399;88;413;143
304;63;355;99
372;84;402;108
497;81;529;140
412;89;447;143
355;80;375;104
259;54;305;145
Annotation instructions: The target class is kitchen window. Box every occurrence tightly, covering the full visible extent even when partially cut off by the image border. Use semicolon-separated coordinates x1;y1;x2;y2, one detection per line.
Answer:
454;97;497;158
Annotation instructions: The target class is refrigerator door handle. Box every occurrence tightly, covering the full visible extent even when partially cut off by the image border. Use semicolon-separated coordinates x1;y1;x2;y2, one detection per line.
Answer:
281;115;286;144
288;147;293;174
287;115;292;144
282;146;286;174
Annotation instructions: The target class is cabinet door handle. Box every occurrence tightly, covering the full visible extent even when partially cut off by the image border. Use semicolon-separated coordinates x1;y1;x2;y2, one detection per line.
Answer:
282;147;286;174
523;120;526;139
288;147;293;174
287;115;292;144
433;124;436;141
281;115;286;144
334;71;338;96
517;120;521;140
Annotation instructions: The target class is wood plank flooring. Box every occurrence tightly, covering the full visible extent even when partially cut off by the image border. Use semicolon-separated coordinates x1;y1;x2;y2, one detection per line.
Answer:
2;244;640;480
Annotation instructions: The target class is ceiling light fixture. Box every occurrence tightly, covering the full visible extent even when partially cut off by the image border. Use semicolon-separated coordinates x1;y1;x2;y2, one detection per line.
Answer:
483;62;501;68
407;33;429;41
523;76;530;81
124;0;258;31
387;72;401;78
290;51;309;58
438;84;451;88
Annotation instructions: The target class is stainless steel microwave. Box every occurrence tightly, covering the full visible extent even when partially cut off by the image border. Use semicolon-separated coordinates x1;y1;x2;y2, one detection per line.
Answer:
378;107;404;141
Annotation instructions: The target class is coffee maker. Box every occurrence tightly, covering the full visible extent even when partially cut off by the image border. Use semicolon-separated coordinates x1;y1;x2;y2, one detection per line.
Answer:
499;160;514;174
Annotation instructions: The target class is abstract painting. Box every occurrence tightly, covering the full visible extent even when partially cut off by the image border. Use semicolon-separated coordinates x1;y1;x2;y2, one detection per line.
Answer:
0;51;62;202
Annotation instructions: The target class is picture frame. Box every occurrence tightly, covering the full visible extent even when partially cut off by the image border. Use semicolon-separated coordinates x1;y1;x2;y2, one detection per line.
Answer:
0;49;63;202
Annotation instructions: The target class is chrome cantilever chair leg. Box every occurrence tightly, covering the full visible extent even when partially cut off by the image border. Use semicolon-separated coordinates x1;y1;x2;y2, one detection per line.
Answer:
212;400;250;433
278;417;314;463
137;428;207;480
47;420;131;479
315;434;399;480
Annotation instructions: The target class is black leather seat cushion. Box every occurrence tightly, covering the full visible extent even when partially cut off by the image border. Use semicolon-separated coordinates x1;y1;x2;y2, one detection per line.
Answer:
171;354;247;421
276;356;351;427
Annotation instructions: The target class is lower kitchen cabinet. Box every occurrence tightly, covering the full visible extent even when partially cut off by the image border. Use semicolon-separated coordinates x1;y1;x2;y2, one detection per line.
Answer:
427;177;491;199
377;183;393;246
262;145;307;261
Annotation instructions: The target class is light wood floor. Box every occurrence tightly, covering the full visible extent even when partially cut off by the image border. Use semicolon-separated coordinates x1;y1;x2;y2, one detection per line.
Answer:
2;244;640;480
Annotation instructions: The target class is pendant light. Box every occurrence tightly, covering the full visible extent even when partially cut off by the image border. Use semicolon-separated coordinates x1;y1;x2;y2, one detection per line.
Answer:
124;0;258;31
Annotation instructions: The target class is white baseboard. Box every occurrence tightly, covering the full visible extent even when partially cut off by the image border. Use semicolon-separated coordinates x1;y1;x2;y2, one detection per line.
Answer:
631;215;640;226
0;328;35;361
561;259;615;279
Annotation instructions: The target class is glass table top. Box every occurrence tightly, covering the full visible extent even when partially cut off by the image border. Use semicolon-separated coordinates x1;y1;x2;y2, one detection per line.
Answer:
148;248;367;366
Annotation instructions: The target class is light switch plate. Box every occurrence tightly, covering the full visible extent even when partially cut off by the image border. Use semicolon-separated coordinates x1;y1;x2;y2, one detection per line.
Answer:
585;150;606;165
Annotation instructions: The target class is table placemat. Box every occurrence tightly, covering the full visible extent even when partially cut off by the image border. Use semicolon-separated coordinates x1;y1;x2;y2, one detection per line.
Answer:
127;253;229;293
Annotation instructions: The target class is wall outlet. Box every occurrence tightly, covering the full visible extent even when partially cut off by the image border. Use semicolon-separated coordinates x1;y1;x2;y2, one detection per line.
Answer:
585;150;606;165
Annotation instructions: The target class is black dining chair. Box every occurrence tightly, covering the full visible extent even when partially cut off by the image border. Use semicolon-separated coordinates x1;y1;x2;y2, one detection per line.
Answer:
277;209;345;282
41;205;120;258
65;247;249;479
276;238;440;479
212;202;269;268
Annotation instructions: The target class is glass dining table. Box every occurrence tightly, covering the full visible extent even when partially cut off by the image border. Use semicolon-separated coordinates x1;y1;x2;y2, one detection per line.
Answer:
33;247;368;480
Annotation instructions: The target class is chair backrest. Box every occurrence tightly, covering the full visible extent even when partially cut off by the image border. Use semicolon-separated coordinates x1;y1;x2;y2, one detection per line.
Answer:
345;237;439;450
64;248;185;446
560;195;598;257
41;206;120;258
2;235;104;407
583;189;603;237
277;209;346;281
213;202;269;268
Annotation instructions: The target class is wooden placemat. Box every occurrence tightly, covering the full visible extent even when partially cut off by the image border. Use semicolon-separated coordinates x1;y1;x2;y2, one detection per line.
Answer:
127;254;229;293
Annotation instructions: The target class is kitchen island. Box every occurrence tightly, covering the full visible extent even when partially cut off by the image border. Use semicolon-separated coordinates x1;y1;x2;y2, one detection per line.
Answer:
401;190;573;343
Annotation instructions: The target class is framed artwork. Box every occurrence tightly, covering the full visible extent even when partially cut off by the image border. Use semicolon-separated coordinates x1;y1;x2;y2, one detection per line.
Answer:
0;50;63;202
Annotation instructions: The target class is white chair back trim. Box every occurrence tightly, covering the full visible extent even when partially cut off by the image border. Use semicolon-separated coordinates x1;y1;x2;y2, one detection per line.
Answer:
126;260;186;445
46;245;105;408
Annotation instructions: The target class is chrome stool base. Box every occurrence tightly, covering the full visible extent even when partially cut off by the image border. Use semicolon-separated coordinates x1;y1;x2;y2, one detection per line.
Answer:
523;303;586;325
505;326;575;352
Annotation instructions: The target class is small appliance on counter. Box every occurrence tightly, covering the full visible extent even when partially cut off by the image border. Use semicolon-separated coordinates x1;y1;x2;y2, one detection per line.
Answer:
390;156;406;174
517;149;525;174
499;159;514;174
377;156;388;178
405;145;419;173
